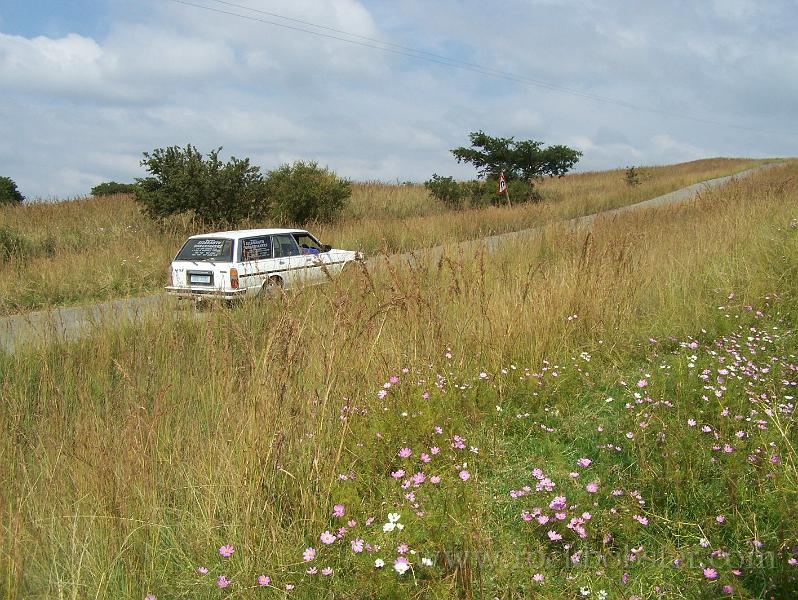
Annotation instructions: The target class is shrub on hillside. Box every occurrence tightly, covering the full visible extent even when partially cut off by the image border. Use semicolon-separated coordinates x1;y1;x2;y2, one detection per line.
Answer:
624;166;649;187
424;174;466;209
0;176;24;205
91;181;137;196
480;177;540;206
264;161;351;224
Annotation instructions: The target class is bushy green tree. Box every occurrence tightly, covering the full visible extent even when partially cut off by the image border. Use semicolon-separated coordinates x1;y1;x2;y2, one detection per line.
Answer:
264;161;351;224
91;181;137;196
134;145;267;226
451;131;582;182
425;132;581;209
0;177;24;205
464;177;539;207
452;131;582;181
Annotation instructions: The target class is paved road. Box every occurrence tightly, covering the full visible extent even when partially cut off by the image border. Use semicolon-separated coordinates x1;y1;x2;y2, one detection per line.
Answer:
0;163;779;354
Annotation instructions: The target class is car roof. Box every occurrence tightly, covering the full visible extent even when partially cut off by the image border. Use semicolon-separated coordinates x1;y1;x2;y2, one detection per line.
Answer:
187;228;308;239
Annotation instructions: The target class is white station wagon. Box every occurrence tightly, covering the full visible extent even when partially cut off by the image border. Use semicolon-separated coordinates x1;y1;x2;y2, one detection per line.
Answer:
165;228;361;300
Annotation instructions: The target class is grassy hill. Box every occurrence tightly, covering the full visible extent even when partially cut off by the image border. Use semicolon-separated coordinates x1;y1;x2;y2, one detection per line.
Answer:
1;160;796;599
0;158;767;314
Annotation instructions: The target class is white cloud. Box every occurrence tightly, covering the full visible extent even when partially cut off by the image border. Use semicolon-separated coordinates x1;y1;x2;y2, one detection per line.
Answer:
0;0;795;198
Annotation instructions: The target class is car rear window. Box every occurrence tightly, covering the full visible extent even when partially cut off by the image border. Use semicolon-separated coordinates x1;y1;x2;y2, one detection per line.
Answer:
176;238;233;262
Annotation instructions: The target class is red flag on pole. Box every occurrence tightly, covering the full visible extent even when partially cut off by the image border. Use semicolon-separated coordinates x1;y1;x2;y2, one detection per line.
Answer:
498;171;508;196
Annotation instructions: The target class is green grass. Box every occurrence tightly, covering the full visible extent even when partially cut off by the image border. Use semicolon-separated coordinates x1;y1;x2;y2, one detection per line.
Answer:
1;162;797;598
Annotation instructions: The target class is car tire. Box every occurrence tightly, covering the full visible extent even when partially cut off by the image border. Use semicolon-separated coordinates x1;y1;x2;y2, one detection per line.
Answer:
260;275;284;298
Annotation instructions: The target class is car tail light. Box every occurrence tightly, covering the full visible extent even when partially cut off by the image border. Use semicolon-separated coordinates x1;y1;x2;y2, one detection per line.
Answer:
230;268;239;289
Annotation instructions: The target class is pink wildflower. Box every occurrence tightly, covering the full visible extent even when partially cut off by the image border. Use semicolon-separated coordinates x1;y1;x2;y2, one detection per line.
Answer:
303;547;316;561
703;567;718;580
398;447;412;458
430;475;441;484
332;504;345;518
547;530;562;541
321;567;333;576
320;531;336;545
219;544;234;558
459;470;471;481
257;575;270;586
196;566;208;574
577;458;592;468
394;556;410;575
216;575;230;589
533;573;545;583
351;538;364;553
586;481;599;493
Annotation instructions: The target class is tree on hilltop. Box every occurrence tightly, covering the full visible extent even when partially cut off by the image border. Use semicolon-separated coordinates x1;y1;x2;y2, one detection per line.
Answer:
451;131;582;183
0;177;24;205
425;132;582;208
134;145;351;227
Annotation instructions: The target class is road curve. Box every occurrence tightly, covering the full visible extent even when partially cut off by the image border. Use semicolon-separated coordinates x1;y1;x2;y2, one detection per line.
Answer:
0;163;781;354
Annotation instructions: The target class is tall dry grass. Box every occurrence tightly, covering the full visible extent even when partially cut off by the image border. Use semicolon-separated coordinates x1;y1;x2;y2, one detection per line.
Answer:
0;158;768;314
0;162;796;598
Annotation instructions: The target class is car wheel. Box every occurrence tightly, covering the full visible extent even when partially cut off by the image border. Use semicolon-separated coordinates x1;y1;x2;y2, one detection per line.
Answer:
260;275;284;298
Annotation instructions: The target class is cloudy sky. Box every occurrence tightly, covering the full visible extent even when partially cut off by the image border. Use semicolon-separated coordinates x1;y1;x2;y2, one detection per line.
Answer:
1;0;796;199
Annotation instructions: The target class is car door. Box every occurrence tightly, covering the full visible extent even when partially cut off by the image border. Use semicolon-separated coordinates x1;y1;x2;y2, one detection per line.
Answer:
292;231;331;283
238;235;273;294
271;233;305;287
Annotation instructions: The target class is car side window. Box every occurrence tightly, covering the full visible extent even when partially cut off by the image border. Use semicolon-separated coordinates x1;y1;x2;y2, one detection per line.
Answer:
240;236;272;261
293;233;324;255
272;234;301;258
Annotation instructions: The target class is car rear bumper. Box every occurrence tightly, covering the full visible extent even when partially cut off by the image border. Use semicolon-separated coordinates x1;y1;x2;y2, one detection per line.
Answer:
165;286;248;300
